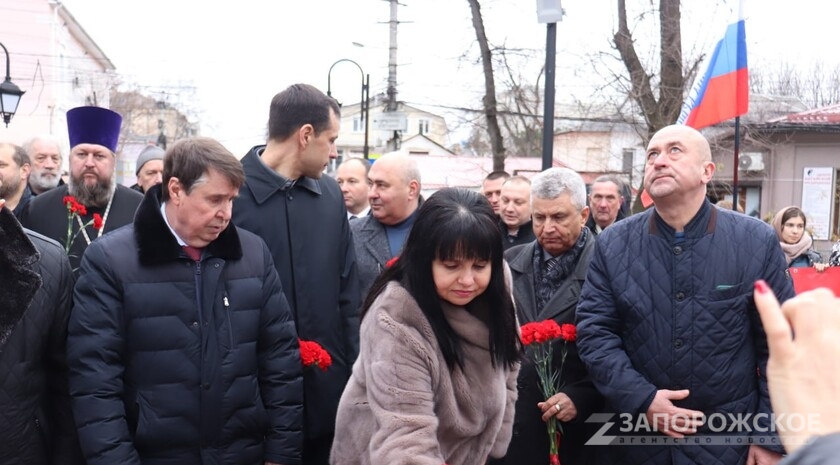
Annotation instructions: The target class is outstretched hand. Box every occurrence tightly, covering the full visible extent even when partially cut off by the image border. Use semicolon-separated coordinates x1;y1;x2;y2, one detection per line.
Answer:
753;281;840;453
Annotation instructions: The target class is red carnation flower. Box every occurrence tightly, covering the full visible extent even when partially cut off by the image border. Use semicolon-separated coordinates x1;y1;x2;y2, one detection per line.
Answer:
385;256;399;269
298;339;332;371
63;196;86;215
520;320;563;346
560;323;577;342
92;213;104;230
71;201;87;216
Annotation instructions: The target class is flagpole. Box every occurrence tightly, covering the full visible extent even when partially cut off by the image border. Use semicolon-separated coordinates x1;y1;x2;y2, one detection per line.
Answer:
732;116;741;211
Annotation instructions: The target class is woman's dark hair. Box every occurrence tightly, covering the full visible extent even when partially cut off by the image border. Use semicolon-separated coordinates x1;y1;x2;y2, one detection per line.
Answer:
361;187;522;371
782;207;807;228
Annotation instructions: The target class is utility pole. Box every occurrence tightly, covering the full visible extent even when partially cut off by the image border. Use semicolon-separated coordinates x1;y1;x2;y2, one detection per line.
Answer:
385;0;401;152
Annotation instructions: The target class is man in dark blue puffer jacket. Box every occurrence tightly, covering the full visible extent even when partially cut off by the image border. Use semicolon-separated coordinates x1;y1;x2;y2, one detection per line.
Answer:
577;125;794;465
68;137;303;465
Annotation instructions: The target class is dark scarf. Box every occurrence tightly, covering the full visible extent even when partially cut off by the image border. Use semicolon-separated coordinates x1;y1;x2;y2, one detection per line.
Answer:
532;227;589;312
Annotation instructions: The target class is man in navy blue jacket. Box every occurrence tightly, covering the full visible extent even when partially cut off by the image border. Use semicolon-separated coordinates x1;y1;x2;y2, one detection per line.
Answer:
68;137;303;465
576;125;794;465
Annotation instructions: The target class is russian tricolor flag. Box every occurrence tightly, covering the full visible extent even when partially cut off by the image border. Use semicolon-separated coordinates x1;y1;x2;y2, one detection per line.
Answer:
677;0;748;129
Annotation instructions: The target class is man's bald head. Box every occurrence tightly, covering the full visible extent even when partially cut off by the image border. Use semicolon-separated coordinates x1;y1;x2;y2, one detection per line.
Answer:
367;153;422;225
644;124;715;205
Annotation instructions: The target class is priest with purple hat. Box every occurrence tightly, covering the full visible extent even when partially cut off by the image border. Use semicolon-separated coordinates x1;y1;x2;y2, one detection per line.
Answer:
20;106;143;271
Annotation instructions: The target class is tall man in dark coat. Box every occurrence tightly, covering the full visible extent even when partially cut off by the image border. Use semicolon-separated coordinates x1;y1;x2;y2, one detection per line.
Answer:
489;168;602;465
576;125;794;465
68;137;303;465
232;83;360;465
0;201;83;465
20;106;143;271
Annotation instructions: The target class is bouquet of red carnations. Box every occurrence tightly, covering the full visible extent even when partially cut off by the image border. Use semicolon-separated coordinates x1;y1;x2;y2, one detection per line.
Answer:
298;339;332;371
520;320;577;465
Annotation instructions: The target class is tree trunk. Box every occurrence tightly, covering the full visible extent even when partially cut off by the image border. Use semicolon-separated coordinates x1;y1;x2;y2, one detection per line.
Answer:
468;0;506;171
613;0;684;212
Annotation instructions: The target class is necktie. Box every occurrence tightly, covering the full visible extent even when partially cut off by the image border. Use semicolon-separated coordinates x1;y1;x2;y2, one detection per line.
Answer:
544;256;561;274
350;215;358;220
182;246;203;261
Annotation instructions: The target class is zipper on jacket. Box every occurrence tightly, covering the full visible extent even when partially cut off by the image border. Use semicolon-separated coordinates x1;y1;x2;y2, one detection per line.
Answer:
194;260;203;323
224;292;233;349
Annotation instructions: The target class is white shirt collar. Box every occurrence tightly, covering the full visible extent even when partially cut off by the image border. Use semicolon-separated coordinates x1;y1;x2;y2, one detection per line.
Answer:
348;205;370;219
160;201;188;246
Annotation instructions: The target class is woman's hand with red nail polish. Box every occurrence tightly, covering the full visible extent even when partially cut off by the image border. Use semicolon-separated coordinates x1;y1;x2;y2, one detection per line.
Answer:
754;285;840;453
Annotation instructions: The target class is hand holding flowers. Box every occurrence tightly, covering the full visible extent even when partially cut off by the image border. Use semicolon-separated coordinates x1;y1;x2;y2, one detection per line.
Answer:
520;319;577;465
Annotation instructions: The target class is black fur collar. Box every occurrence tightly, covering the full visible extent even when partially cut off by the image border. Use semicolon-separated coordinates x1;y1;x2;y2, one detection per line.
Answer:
0;208;42;348
134;184;242;266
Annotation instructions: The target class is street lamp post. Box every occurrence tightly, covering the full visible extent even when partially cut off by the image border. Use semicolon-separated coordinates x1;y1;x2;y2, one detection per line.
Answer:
536;1;564;170
327;59;370;160
0;42;25;128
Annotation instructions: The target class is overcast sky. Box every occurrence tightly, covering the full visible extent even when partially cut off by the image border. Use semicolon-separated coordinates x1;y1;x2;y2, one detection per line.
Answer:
60;0;840;155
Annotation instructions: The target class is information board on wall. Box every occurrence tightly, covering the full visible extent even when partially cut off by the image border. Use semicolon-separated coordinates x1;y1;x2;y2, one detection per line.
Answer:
801;167;834;240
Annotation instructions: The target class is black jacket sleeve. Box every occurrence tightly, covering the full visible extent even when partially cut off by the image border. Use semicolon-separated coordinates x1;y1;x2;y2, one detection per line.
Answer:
259;244;304;465
338;215;361;362
42;242;85;464
67;243;142;465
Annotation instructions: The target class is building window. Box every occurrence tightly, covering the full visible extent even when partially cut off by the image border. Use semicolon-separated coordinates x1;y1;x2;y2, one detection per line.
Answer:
418;119;430;135
352;117;363;133
622;149;634;173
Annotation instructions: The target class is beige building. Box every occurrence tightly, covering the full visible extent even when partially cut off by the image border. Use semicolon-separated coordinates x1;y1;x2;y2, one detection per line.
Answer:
709;105;840;250
335;97;448;160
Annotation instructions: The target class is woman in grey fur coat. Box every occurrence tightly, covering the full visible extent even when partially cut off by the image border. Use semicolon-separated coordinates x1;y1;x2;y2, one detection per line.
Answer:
331;188;522;465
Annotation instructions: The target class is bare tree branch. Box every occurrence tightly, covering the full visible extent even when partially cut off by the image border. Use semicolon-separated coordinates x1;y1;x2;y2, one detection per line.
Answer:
467;0;506;170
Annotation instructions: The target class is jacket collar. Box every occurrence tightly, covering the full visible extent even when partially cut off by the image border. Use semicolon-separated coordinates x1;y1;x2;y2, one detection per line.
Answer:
134;184;242;266
0;208;41;348
649;198;716;241
506;234;595;322
241;145;322;205
355;216;393;265
499;218;533;237
585;209;626;234
507;241;537;275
